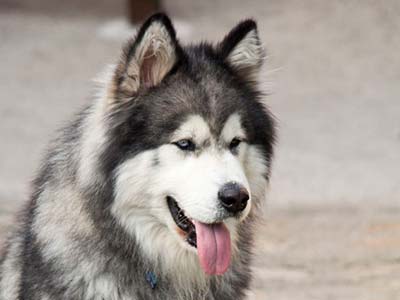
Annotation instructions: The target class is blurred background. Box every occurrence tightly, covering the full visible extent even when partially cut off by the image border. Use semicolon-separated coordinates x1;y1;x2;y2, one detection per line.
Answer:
0;0;399;299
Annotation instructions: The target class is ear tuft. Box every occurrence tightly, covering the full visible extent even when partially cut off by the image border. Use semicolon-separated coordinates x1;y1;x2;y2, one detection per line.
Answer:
114;13;180;100
219;20;265;80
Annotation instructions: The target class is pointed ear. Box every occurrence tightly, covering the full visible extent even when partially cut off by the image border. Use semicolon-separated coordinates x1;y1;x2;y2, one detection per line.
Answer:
219;20;265;81
113;13;180;100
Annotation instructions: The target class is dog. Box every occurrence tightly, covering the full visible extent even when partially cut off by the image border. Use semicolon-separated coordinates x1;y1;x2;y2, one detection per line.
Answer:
0;13;276;299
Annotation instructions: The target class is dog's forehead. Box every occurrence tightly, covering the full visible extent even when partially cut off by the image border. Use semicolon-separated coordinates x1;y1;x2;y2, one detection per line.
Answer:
173;113;245;142
141;50;253;143
170;61;247;131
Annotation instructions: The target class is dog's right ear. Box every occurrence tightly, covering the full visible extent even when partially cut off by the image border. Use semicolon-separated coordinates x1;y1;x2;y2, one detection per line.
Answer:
112;13;181;101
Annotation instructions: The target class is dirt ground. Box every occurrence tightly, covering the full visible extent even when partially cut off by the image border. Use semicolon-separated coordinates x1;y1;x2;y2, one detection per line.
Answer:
250;206;400;300
0;1;399;299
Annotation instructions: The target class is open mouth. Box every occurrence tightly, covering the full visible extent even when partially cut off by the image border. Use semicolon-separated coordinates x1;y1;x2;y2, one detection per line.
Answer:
166;196;232;275
167;196;197;247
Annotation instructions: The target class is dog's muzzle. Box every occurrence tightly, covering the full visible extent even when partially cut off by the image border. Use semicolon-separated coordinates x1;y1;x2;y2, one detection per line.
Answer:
166;182;249;276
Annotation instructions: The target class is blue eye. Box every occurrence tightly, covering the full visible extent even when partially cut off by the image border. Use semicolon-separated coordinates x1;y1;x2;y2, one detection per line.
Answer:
174;139;196;151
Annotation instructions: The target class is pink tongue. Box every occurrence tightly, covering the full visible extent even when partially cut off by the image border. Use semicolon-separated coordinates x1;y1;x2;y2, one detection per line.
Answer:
193;221;231;275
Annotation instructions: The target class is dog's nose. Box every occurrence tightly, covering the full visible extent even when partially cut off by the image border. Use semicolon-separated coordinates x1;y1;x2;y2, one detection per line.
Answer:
218;182;249;214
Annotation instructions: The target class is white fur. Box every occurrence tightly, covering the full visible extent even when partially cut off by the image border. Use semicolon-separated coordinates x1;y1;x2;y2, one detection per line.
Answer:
244;146;269;209
155;145;250;223
221;113;246;143
171;115;211;145
78;65;116;189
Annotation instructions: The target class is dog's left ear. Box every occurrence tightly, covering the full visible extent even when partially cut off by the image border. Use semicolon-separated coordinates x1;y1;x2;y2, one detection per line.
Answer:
219;20;265;81
113;13;181;99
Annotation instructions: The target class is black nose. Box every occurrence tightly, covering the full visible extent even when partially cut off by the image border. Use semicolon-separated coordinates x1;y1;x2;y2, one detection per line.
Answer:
218;182;249;214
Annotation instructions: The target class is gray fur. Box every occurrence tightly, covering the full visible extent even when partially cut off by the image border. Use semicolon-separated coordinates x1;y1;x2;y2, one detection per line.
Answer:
0;14;275;300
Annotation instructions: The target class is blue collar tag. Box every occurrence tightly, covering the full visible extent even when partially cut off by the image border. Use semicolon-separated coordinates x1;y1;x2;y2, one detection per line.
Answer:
145;271;158;289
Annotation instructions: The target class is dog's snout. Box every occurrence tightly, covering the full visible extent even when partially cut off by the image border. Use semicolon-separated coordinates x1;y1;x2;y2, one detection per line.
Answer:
218;182;249;214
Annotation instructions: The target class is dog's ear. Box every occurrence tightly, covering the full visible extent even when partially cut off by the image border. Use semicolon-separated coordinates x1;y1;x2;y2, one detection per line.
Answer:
113;13;180;99
219;20;265;81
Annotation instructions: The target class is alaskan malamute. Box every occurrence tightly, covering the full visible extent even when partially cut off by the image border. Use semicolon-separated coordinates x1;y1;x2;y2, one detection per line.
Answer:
0;13;276;299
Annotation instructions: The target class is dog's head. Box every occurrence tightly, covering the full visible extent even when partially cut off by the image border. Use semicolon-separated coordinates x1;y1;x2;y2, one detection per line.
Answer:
83;14;275;276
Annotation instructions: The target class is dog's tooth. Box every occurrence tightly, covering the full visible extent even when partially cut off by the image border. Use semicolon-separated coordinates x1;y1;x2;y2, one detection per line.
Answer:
187;231;197;248
179;221;189;231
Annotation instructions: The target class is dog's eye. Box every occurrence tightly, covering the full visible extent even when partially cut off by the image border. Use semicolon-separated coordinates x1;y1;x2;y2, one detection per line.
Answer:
174;139;196;151
229;138;241;151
